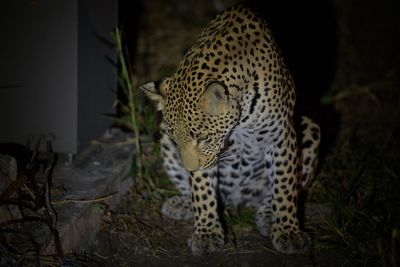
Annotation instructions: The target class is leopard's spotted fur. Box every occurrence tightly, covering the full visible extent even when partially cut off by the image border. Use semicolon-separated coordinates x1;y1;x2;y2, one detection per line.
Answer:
141;5;320;255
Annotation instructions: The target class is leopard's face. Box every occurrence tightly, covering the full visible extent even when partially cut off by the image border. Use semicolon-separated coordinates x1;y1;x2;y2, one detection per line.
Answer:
142;78;240;171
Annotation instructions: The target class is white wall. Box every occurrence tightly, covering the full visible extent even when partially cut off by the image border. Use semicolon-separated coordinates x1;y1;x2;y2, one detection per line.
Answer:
0;0;117;154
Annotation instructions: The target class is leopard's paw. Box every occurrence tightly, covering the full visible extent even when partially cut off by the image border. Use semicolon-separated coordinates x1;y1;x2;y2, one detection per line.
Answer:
270;224;310;254
188;231;225;255
255;208;273;237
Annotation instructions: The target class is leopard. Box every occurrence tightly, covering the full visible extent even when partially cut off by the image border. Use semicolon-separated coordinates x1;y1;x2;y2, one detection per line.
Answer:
140;5;320;255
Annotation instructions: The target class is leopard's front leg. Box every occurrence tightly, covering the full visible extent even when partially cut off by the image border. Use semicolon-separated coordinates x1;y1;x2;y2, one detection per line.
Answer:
188;168;225;255
269;122;310;254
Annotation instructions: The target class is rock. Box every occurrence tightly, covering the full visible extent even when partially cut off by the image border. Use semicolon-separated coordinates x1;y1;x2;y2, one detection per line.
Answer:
0;153;17;194
0;153;21;223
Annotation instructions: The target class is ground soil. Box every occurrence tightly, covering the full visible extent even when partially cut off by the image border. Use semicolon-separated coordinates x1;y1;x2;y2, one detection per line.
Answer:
89;190;344;267
87;0;400;266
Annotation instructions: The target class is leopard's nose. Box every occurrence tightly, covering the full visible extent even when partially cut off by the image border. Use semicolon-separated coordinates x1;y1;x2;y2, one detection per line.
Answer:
180;145;200;171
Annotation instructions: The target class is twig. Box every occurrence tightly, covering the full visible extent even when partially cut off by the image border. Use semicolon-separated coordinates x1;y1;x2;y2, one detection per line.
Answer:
21;184;36;200
93;251;108;260
153;247;171;258
51;192;117;205
0;243;16;265
91;137;154;147
42;134;64;260
262;245;280;255
91;138;135;147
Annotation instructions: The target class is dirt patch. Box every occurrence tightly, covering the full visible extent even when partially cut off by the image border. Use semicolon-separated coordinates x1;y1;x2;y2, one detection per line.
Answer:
87;0;400;266
89;190;344;266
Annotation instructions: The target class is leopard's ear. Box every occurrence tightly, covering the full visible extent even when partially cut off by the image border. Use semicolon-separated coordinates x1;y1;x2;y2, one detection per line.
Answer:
200;81;230;115
140;78;169;111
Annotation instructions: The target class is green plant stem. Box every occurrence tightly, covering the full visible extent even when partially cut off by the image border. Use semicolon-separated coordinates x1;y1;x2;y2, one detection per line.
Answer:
114;29;143;180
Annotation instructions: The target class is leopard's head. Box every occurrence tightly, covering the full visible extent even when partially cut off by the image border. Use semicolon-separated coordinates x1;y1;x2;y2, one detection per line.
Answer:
141;77;240;171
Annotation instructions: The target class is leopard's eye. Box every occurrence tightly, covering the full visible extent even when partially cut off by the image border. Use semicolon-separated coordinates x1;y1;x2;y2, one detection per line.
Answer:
164;124;174;137
197;134;210;145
